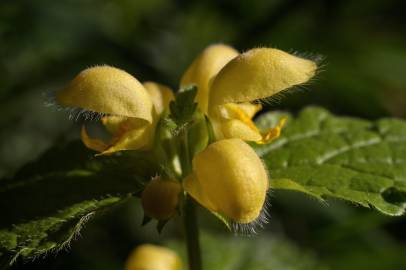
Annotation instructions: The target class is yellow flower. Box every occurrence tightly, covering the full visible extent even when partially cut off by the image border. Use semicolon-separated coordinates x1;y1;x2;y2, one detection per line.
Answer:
181;44;316;144
180;44;317;224
57;66;174;155
184;138;268;224
125;244;182;270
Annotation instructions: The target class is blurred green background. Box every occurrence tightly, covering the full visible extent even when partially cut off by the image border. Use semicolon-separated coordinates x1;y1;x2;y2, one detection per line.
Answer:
1;0;405;269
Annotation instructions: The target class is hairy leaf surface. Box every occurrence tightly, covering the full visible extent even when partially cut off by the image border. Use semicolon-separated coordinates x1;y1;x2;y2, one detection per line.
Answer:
254;107;406;215
0;141;157;265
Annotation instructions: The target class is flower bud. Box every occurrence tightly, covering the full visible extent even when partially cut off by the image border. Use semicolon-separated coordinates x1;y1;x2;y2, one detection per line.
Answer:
125;244;182;270
184;139;268;223
142;177;182;220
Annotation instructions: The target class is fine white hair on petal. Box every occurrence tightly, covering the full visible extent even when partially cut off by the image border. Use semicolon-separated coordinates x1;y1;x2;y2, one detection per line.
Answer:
256;85;303;106
289;50;325;65
44;90;110;122
43;90;58;108
255;54;325;107
289;50;327;79
230;192;272;235
67;107;109;121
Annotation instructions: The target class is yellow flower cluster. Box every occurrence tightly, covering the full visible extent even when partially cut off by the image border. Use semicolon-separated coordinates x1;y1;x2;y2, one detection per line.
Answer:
57;44;317;225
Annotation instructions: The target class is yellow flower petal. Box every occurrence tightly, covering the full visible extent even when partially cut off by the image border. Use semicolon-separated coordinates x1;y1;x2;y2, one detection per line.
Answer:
80;126;108;152
232;102;262;119
143;81;175;115
125;244;182;270
209;48;317;108
57;65;153;122
223;103;260;131
183;173;217;211
82;116;154;155
220;119;262;141
101;115;128;134
99;124;152;155
180;44;239;113
184;139;268;223
209;102;263;141
211;103;285;143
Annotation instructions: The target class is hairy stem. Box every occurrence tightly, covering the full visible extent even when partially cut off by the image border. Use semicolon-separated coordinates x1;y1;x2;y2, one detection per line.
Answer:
183;195;202;270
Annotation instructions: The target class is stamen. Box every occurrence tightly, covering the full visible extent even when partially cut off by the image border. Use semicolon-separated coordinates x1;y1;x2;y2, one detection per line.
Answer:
257;117;286;144
224;104;286;144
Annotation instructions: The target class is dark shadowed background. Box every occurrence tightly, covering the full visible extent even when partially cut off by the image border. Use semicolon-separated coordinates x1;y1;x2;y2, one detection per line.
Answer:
1;0;406;269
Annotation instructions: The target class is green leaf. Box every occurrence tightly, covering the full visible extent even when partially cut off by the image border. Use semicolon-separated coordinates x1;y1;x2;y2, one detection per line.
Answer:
254;107;406;216
0;141;157;266
167;232;327;270
169;85;198;127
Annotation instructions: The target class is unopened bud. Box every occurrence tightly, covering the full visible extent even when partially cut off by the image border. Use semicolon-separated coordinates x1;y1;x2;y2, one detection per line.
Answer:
142;177;181;220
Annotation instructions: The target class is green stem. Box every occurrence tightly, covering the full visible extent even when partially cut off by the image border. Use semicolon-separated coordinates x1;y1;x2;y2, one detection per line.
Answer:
182;129;192;176
183;195;202;270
